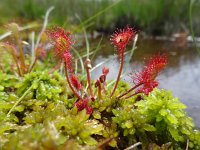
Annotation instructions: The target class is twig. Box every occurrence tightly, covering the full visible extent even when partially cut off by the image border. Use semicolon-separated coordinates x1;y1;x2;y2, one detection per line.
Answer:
124;142;142;150
97;138;113;149
186;139;189;150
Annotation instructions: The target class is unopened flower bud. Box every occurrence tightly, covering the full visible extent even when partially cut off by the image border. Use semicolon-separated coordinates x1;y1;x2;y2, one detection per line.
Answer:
95;79;100;87
85;58;92;69
91;96;95;102
102;67;109;75
99;74;106;83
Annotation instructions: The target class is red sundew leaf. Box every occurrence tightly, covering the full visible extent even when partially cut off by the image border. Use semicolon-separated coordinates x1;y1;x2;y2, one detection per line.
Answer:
144;53;168;80
63;52;73;72
86;105;93;114
130;54;167;95
110;26;136;60
137;81;158;95
75;99;93;114
47;26;73;60
75;100;87;111
102;67;109;75
131;54;168;85
69;74;82;91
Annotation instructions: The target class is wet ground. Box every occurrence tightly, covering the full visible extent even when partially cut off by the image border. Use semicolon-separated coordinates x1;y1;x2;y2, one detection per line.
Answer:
91;38;200;127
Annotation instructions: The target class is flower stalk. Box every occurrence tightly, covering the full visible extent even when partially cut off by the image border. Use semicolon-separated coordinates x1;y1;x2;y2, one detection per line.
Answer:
85;59;94;98
110;52;124;97
95;79;102;100
110;26;136;97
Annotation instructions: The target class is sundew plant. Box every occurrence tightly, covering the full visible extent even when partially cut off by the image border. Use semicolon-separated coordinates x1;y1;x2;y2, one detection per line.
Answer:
0;23;200;150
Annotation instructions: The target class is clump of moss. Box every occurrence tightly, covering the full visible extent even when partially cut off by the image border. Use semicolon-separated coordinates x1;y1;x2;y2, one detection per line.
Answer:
112;89;198;149
16;71;66;101
136;89;194;143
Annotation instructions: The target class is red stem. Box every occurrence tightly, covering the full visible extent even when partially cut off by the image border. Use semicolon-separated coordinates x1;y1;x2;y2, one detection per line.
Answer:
17;37;26;75
29;57;37;73
110;51;124;98
16;61;22;77
124;91;141;99
13;58;22;77
116;82;143;99
64;62;82;100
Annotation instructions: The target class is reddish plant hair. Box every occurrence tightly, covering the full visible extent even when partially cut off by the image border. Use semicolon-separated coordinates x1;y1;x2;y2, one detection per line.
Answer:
131;54;168;95
110;26;136;59
47;27;73;60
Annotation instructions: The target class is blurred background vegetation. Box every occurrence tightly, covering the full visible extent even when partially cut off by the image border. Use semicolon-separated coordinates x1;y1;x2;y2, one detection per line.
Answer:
0;0;199;36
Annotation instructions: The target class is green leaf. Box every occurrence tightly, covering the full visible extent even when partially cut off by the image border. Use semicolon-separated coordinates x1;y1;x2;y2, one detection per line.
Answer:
181;127;191;135
159;109;169;116
14;105;25;112
168;127;183;141
0;85;4;91
83;136;97;145
167;114;178;124
169;102;186;109
0;123;16;134
143;124;156;131
92;110;101;119
125;120;133;128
